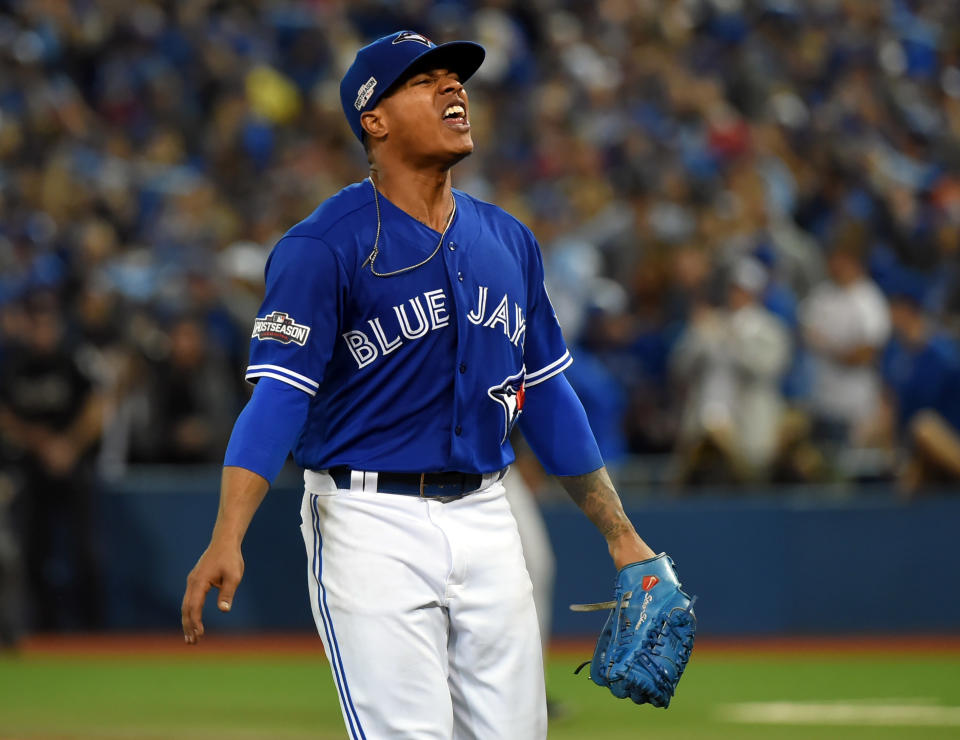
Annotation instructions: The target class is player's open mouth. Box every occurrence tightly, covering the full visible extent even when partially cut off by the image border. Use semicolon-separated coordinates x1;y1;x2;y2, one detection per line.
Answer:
442;103;469;129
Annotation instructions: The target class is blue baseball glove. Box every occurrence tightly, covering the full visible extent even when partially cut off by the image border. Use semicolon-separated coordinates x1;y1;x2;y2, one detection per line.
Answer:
572;553;697;707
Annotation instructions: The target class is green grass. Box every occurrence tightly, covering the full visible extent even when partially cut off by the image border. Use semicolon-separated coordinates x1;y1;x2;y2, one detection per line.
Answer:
1;649;959;739
548;653;960;740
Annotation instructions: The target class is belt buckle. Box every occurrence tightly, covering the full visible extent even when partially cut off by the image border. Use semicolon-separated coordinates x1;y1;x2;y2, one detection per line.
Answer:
437;472;473;503
418;472;465;503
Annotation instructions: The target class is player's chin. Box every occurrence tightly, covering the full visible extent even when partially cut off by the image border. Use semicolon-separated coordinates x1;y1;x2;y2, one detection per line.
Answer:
440;122;473;148
436;134;474;165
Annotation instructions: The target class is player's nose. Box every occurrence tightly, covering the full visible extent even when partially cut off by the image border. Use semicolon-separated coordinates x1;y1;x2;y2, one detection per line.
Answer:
440;77;464;96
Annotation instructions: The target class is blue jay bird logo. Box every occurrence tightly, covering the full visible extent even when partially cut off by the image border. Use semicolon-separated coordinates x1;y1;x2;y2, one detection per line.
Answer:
488;368;526;444
393;31;433;47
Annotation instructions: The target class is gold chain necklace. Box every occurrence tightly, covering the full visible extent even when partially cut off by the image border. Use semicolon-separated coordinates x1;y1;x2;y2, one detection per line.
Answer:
361;176;457;277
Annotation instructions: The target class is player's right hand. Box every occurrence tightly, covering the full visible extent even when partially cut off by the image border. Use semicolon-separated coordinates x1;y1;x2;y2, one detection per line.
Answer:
181;543;244;644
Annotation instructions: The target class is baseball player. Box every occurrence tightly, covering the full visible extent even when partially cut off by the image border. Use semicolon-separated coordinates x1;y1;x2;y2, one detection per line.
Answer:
182;31;683;738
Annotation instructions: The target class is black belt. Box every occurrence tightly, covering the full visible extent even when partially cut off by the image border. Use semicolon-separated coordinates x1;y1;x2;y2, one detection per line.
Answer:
328;466;507;499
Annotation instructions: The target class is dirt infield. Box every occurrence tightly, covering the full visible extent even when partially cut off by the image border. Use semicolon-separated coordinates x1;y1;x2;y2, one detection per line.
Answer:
17;632;960;658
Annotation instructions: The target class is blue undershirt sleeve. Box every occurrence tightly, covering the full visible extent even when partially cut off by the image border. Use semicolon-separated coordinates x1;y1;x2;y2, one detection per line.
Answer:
223;377;310;484
517;371;604;477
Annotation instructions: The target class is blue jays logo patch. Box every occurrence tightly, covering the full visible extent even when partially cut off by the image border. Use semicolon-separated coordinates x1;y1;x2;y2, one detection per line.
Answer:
393;31;433;47
488;368;526;444
252;311;311;346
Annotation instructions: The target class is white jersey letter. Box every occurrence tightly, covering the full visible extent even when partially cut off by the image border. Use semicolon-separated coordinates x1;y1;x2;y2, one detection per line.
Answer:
483;294;511;336
368;317;402;355
343;330;379;368
467;286;488;325
511;303;527;346
424;289;449;330
394;297;429;340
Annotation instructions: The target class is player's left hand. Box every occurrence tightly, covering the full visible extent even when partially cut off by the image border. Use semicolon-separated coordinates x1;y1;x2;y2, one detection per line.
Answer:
181;542;244;644
571;553;697;707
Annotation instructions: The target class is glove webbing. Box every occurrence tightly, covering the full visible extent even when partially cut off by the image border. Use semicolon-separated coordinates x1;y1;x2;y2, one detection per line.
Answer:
630;596;698;696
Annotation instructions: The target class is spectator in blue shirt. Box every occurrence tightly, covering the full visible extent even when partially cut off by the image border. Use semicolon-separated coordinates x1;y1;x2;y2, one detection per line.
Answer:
881;277;960;495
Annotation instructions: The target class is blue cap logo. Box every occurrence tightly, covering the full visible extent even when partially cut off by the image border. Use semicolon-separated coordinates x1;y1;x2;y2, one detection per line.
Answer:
340;30;485;142
393;31;432;47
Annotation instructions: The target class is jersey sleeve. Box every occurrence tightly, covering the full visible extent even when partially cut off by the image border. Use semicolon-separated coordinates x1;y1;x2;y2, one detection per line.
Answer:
245;235;346;396
522;230;572;387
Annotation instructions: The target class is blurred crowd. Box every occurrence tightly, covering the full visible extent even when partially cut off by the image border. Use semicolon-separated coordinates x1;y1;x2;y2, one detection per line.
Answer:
1;0;960;523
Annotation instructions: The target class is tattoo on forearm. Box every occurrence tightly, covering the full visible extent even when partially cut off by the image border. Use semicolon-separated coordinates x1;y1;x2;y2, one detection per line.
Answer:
558;467;632;540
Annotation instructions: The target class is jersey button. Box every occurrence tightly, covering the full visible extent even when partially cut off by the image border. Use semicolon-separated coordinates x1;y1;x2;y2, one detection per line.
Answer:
457;272;463;282
455;425;462;436
448;242;457;251
459;363;466;374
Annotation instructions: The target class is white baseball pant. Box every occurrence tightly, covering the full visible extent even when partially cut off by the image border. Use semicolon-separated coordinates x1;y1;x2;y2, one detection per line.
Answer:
300;469;547;739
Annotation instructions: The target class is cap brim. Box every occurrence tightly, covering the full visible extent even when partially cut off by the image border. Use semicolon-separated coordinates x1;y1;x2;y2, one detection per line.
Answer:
377;41;485;103
411;41;485;80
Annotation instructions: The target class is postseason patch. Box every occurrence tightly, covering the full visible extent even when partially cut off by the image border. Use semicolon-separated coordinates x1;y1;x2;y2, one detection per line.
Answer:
354;76;377;111
252;311;311;346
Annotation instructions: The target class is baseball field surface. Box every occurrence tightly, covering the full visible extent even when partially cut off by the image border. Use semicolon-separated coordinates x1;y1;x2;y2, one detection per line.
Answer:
1;634;959;739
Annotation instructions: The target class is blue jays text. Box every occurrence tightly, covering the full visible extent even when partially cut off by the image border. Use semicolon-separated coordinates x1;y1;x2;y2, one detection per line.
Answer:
342;285;527;369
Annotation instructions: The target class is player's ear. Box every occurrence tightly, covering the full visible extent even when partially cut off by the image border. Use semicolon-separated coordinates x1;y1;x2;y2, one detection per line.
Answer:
360;109;388;141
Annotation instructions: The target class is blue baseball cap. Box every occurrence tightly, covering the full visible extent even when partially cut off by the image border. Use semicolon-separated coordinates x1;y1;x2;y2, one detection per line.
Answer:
340;30;485;142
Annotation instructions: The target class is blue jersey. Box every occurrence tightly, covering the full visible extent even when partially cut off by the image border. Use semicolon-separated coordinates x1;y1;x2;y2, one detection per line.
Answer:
881;332;960;433
245;180;570;474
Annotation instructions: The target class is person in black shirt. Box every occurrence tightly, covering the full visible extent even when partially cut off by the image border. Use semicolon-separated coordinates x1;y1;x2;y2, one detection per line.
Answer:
0;293;105;631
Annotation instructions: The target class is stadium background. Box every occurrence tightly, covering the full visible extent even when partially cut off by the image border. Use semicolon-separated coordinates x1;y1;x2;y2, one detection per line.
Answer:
1;0;959;737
